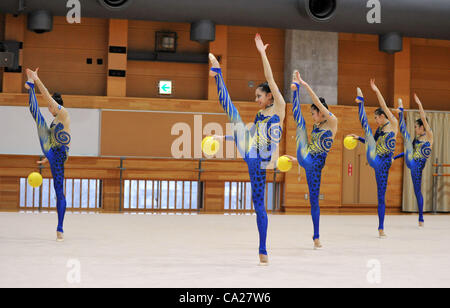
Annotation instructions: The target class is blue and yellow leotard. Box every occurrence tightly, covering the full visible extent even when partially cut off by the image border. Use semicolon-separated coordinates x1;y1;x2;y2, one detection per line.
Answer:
394;108;431;222
357;97;396;231
292;82;333;240
27;82;70;233
212;67;282;256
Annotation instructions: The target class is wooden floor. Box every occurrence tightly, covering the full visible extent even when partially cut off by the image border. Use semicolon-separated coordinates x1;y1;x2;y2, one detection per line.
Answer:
1;212;450;288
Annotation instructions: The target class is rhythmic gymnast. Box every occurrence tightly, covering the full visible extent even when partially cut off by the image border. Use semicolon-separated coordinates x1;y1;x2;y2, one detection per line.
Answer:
393;94;433;227
209;33;285;265
349;79;398;238
25;68;71;242
285;71;338;249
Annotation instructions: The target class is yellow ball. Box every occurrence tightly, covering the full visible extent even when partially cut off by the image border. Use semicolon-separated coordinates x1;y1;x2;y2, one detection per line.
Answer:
202;136;220;156
277;155;292;172
201;136;212;150
344;136;358;150
27;172;43;188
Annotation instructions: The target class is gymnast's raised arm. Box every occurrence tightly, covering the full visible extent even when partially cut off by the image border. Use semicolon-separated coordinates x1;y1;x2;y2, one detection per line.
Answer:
255;33;286;119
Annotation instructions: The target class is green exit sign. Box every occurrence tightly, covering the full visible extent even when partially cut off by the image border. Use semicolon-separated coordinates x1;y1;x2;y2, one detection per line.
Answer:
159;80;172;95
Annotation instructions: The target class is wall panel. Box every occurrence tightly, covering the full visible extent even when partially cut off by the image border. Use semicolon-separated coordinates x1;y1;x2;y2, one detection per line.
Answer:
126;20;209;99
411;40;450;111
21;16;108;96
338;33;394;107
227;26;285;102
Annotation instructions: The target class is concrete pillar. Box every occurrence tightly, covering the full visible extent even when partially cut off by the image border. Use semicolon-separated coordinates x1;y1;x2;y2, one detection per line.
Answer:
284;30;338;105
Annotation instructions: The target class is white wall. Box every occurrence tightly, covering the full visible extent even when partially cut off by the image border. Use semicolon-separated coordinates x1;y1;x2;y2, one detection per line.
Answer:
0;106;100;156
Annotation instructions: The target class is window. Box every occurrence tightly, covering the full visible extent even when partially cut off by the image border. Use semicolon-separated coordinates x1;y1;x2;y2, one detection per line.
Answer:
20;178;101;210
224;181;279;212
123;180;199;210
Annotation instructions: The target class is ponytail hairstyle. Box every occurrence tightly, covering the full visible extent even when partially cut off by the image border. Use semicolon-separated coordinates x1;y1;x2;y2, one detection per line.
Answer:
416;118;429;130
52;92;63;106
311;97;329;113
374;107;387;119
257;82;271;94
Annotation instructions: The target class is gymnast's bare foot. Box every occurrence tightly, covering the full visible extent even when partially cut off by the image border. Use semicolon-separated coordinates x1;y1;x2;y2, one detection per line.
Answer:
313;238;322;249
208;53;220;77
394;98;404;114
419;221;424;228
24;68;35;89
355;87;364;104
56;231;64;242
290;70;301;91
259;254;269;266
378;229;387;238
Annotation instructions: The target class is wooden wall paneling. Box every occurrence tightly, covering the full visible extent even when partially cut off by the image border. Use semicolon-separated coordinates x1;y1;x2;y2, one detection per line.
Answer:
0;177;20;211
338;33;394;107
0;13;5;91
123;170;198;181
0;155;121;179
339;34;450;111
0;92;263;113
107;19;128;97
410;38;450;48
24;17;108;48
227;26;285;102
101;111;228;157
22;47;107;74
411;40;450;111
99;100;266;158
128;20;208;53
208;25;228;100
122;158;199;181
2;14;25;93
123;158;198;170
0;154;37;167
102;178;121;212
340;106;376;206
203;181;225;212
23;72;106;97
341;142;359;204
126;62;208;99
0;13;4;41
21;16;108;96
127;20;209;99
394;38;411;108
